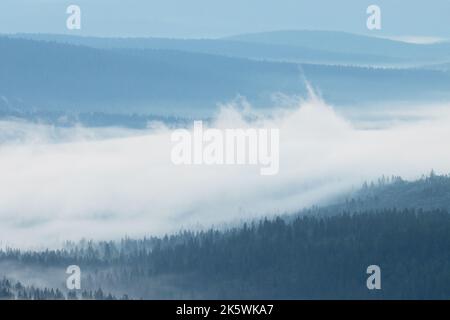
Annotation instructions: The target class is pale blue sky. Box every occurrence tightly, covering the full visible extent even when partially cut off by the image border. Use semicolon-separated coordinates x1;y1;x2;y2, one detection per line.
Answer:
0;0;448;39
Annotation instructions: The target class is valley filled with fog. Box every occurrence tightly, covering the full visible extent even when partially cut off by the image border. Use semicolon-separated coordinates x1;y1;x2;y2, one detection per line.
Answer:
1;91;450;248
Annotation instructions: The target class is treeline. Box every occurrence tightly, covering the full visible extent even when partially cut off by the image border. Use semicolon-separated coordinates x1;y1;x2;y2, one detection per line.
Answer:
337;171;450;213
0;108;190;129
0;278;125;300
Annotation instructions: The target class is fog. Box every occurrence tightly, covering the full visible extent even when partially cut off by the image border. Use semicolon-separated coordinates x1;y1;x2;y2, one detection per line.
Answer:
1;93;450;249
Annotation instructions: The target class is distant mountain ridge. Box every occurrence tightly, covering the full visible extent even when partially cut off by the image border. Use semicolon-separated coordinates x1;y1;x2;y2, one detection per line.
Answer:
225;30;450;62
10;30;448;67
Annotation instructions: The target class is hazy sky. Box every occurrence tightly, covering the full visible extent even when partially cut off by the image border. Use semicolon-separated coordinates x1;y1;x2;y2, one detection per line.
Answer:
0;0;448;38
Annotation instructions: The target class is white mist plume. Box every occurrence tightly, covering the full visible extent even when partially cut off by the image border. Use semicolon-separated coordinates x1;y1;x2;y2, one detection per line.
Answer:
1;93;450;248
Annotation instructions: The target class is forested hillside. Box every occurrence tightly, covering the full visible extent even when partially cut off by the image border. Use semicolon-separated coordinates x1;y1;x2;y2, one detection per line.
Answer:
2;174;450;299
327;172;450;214
0;278;123;300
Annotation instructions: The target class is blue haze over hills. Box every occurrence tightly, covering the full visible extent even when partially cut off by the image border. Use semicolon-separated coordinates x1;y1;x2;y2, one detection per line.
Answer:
2;1;450;300
1;31;450;126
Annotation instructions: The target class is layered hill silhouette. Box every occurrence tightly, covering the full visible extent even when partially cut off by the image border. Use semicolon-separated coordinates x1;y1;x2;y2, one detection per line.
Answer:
1;34;450;122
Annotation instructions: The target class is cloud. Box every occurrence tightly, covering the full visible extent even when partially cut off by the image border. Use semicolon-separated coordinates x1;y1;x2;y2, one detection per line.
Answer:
380;35;447;44
1;94;450;249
